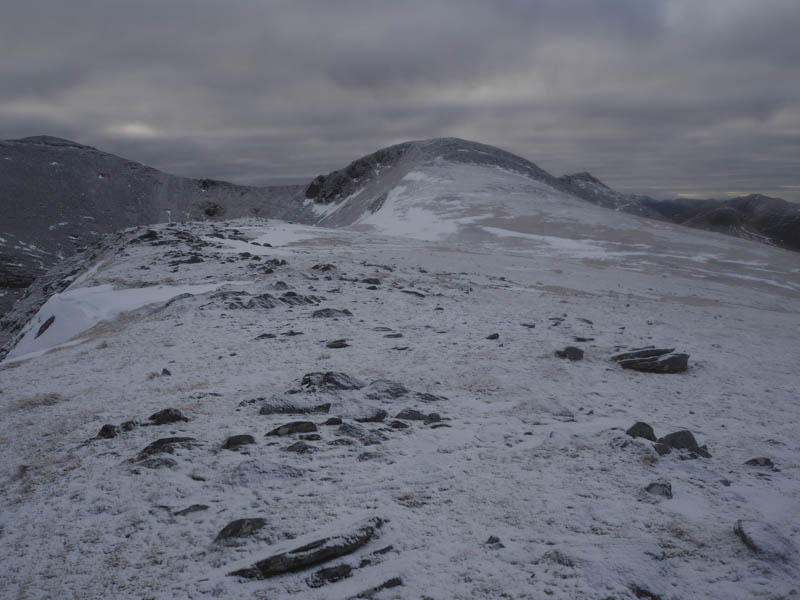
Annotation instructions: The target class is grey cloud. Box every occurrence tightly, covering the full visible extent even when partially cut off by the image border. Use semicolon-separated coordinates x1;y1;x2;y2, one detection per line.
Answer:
0;0;798;200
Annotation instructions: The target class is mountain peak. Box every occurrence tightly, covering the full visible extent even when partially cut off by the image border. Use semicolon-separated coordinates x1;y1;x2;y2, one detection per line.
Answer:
8;135;94;149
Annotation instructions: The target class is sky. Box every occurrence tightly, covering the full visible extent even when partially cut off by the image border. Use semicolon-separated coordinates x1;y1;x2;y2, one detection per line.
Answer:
1;0;798;201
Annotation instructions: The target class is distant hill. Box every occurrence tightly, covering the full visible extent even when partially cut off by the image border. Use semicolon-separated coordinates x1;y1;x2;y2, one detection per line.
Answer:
0;135;309;321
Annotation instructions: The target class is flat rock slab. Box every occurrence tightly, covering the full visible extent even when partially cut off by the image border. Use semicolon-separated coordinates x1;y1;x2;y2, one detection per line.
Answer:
229;517;384;579
267;421;318;436
617;352;689;373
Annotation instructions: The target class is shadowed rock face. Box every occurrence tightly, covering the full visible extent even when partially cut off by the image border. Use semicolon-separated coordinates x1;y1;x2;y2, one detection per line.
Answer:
0;135;311;319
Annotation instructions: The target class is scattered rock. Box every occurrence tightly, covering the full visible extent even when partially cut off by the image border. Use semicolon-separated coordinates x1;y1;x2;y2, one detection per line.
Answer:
258;396;331;415
338;423;386;445
626;422;657;442
228;517;384;579
389;420;409;429
383;333;403;338
285;441;315;454
630;585;663;600
97;424;120;439
645;480;673;499
120;420;139;432
148;408;189;425
657;430;711;458
612;347;689;373
215;518;267;542
301;433;322;441
324;417;343;426
734;519;796;562
223;434;256;450
361;278;381;285
302;372;365;391
355;577;403;598
312;263;337;272
745;457;775;469
400;289;425;298
35;315;56;339
653;443;672;456
394;408;433;421
256;333;276;339
307;563;353;588
312;308;353;318
267;421;318;436
485;535;503;547
281;330;304;336
555;346;584;360
326;339;350;349
355;409;387;423
174;504;209;516
160;368;171;376
136;437;197;461
486;333;499;340
363;380;409;400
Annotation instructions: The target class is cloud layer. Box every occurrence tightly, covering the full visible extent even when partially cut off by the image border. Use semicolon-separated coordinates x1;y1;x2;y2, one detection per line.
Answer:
2;0;798;200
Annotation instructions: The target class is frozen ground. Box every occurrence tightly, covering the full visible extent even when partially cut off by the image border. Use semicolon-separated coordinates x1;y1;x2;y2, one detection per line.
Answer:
1;204;799;599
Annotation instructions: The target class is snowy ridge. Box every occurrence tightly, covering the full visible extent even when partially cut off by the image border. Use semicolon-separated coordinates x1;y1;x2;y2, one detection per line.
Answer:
1;206;798;599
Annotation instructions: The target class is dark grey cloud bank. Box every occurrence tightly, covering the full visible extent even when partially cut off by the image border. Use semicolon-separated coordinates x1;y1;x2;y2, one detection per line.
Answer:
2;0;798;200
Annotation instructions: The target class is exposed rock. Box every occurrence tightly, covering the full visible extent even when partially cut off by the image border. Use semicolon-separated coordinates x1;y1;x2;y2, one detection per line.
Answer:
389;420;409;429
174;504;209;516
400;289;425;298
415;392;447;403
267;421;318;436
222;434;256;450
355;409;387;423
613;348;689;373
338;423;387;445
136;437;197;461
301;433;322;441
555;346;584;360
383;333;403;338
307;563;353;588
312;263;337;272
35;315;55;339
363;380;409;400
312;308;353;318
224;460;305;486
215;518;267;542
285;441;315;454
97;424;120;439
630;585;663;600
258;395;331;416
120;420;138;432
745;457;775;469
326;339;350;349
486;535;502;545
228;517;384;579
611;347;675;361
653;443;672;456
354;577;403;599
302;372;365;391
626;422;657;442
486;333;499;340
394;408;427;421
645;480;673;499
734;519;796;562
658;430;698;450
160;368;171;376
324;417;343;426
361;278;381;285
657;430;711;458
148;408;189;425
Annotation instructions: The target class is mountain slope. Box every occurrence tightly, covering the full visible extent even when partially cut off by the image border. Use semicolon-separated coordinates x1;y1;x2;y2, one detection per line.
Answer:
0;135;310;322
0;203;798;598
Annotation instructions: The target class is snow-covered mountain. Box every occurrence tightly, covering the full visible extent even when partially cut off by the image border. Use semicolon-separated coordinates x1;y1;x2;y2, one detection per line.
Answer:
0;135;310;327
1;151;798;598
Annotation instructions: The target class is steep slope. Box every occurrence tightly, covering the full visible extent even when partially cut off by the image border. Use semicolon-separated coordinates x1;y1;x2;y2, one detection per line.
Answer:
0;135;311;322
0;201;798;598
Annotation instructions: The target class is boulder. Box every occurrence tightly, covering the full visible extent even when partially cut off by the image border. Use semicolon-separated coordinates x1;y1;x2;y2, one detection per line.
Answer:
626;422;657;442
555;346;584;360
222;434;256;450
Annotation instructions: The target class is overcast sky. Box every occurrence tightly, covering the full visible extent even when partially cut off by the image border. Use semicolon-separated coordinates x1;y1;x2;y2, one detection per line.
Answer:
1;0;798;200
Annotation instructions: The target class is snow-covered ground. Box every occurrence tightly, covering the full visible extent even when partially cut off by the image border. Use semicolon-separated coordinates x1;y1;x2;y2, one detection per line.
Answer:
1;210;798;599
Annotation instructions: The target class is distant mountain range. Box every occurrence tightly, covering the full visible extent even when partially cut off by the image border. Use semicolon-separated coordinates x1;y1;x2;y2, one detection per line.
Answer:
2;135;798;328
